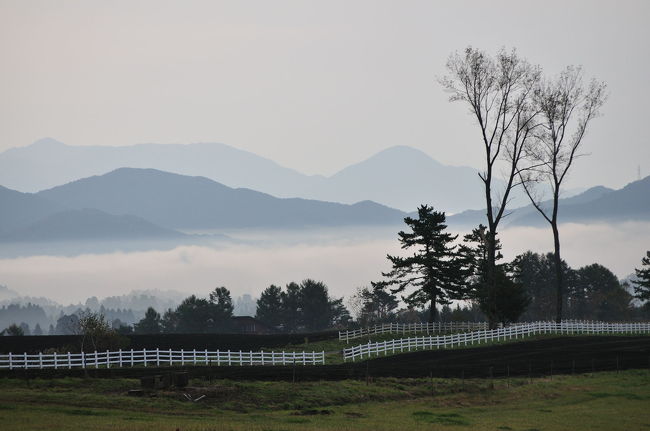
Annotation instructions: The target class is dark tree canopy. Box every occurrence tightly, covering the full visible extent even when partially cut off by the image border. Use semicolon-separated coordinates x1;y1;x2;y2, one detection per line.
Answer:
483;267;530;325
373;205;466;323
510;251;634;321
461;225;529;324
162;287;234;333
281;282;302;332
633;251;650;302
255;280;349;332
511;251;571;321
3;323;24;336
255;285;284;328
571;264;632;321
300;279;333;331
134;307;162;334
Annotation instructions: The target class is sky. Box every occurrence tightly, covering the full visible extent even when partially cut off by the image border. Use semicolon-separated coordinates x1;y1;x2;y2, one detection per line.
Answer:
1;0;649;189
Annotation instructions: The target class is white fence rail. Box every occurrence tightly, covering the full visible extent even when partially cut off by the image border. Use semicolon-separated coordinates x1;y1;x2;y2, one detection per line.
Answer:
0;349;325;370
343;321;650;362
339;322;489;342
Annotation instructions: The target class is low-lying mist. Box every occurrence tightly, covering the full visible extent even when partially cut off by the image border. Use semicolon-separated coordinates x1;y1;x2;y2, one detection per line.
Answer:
1;222;647;305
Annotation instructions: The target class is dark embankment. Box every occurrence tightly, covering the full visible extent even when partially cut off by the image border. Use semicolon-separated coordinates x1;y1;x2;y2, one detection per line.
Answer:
3;336;649;380
0;331;339;354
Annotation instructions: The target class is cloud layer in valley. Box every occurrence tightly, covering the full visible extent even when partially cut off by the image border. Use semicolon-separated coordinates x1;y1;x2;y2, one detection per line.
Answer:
1;222;647;305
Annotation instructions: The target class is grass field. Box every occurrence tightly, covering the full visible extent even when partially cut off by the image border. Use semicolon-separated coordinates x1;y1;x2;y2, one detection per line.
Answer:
1;370;649;430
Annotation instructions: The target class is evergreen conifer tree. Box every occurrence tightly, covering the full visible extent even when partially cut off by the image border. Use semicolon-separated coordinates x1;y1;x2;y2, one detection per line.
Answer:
373;205;466;323
256;285;284;328
633;251;650;302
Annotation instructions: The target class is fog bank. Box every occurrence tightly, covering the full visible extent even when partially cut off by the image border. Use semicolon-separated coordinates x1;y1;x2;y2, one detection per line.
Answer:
0;222;647;304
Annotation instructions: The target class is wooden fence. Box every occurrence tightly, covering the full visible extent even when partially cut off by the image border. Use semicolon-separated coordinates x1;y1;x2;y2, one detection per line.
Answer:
0;349;325;370
342;321;650;361
339;321;489;343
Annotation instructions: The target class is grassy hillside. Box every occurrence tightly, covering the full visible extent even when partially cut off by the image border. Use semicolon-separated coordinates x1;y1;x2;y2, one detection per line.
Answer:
1;370;649;430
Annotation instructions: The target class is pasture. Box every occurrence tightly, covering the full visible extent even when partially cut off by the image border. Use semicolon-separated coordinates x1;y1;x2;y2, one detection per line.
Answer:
1;370;649;430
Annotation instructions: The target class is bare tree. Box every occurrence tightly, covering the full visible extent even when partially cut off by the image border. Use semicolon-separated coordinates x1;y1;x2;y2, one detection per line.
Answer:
520;66;607;323
440;47;540;326
75;310;114;352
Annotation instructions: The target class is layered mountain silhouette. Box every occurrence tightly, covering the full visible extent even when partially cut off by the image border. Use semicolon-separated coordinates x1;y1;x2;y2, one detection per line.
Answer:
35;168;407;230
0;144;648;248
300;146;488;213
0;168;407;244
0;186;64;235
0;208;185;242
0;139;487;212
448;178;649;227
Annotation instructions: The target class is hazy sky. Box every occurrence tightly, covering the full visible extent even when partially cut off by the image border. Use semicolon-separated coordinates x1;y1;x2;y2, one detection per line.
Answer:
1;0;649;189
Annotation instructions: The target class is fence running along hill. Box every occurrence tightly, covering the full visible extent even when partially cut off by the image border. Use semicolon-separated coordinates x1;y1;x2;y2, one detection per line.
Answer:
343;321;650;361
339;321;488;342
0;349;325;370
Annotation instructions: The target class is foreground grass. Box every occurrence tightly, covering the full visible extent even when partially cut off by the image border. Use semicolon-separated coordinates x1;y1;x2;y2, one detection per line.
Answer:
1;370;649;430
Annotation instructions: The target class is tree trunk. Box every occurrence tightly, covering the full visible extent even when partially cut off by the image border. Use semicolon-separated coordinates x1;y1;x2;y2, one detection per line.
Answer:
485;229;498;329
552;223;564;323
428;296;437;323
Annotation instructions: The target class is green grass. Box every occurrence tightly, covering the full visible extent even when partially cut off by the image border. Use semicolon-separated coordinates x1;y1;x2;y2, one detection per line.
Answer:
1;370;649;430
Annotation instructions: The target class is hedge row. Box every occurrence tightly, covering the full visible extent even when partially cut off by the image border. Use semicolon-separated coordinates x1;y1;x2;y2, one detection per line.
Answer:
0;330;339;354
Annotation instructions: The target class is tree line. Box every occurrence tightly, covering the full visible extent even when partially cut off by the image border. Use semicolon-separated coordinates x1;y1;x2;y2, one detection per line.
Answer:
3;246;648;338
369;205;650;326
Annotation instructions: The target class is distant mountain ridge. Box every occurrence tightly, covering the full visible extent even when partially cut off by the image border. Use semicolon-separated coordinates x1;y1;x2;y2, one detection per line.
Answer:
35;168;407;230
448;178;649;227
0;186;64;235
0;138;488;212
0;208;185;242
0;168;407;253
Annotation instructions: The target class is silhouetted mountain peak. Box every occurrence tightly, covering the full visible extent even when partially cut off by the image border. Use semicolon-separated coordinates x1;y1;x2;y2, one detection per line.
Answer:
332;145;444;178
29;137;66;148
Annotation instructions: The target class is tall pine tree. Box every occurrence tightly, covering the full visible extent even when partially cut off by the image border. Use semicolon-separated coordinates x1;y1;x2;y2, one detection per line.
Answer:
373;205;466;323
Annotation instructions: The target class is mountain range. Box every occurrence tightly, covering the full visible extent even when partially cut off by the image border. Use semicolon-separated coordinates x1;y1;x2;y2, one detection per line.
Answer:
0;139;648;249
448;178;650;227
0;138;489;212
0;168;407;245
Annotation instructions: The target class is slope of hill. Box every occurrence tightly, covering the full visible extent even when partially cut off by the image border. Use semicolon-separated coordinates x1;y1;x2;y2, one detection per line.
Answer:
558;176;650;223
448;179;647;227
0;208;186;242
0;186;64;234
0;139;488;212
36;168;407;230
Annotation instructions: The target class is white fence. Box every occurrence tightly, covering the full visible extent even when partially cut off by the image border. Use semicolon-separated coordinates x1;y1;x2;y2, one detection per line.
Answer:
0;349;325;370
339;321;489;343
343;321;650;361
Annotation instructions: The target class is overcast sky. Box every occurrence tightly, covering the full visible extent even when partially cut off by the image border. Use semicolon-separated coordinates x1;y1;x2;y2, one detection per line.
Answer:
1;0;649;189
